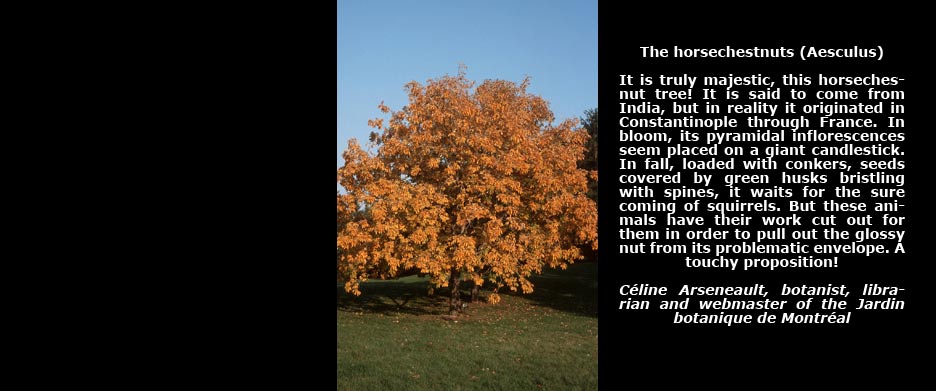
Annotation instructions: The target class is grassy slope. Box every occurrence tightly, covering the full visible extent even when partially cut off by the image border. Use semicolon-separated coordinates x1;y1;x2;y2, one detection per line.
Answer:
337;262;598;390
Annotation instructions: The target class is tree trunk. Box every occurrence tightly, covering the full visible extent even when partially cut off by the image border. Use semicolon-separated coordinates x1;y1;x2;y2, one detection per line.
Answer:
449;268;462;315
470;282;479;302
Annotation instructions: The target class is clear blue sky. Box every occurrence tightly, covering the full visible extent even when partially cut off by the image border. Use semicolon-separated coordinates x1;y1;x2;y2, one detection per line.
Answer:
338;0;597;171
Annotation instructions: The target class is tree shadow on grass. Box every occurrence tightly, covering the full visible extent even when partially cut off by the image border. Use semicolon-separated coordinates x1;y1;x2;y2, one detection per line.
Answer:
515;262;598;318
337;263;598;318
337;276;449;316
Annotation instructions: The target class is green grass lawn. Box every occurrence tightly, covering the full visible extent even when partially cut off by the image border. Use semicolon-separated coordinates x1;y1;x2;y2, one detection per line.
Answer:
337;263;598;390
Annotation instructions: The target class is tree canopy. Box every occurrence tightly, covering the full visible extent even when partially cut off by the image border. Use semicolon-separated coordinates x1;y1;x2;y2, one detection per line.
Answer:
337;69;597;314
579;108;598;202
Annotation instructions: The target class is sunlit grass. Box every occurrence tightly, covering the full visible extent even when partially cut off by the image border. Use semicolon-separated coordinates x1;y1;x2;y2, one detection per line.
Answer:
337;263;598;390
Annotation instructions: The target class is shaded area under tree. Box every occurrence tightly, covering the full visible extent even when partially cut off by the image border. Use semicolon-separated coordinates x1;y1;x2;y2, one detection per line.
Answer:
337;263;597;318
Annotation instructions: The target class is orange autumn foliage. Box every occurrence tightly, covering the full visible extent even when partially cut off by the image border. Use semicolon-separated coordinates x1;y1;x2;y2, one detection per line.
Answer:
337;69;597;312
